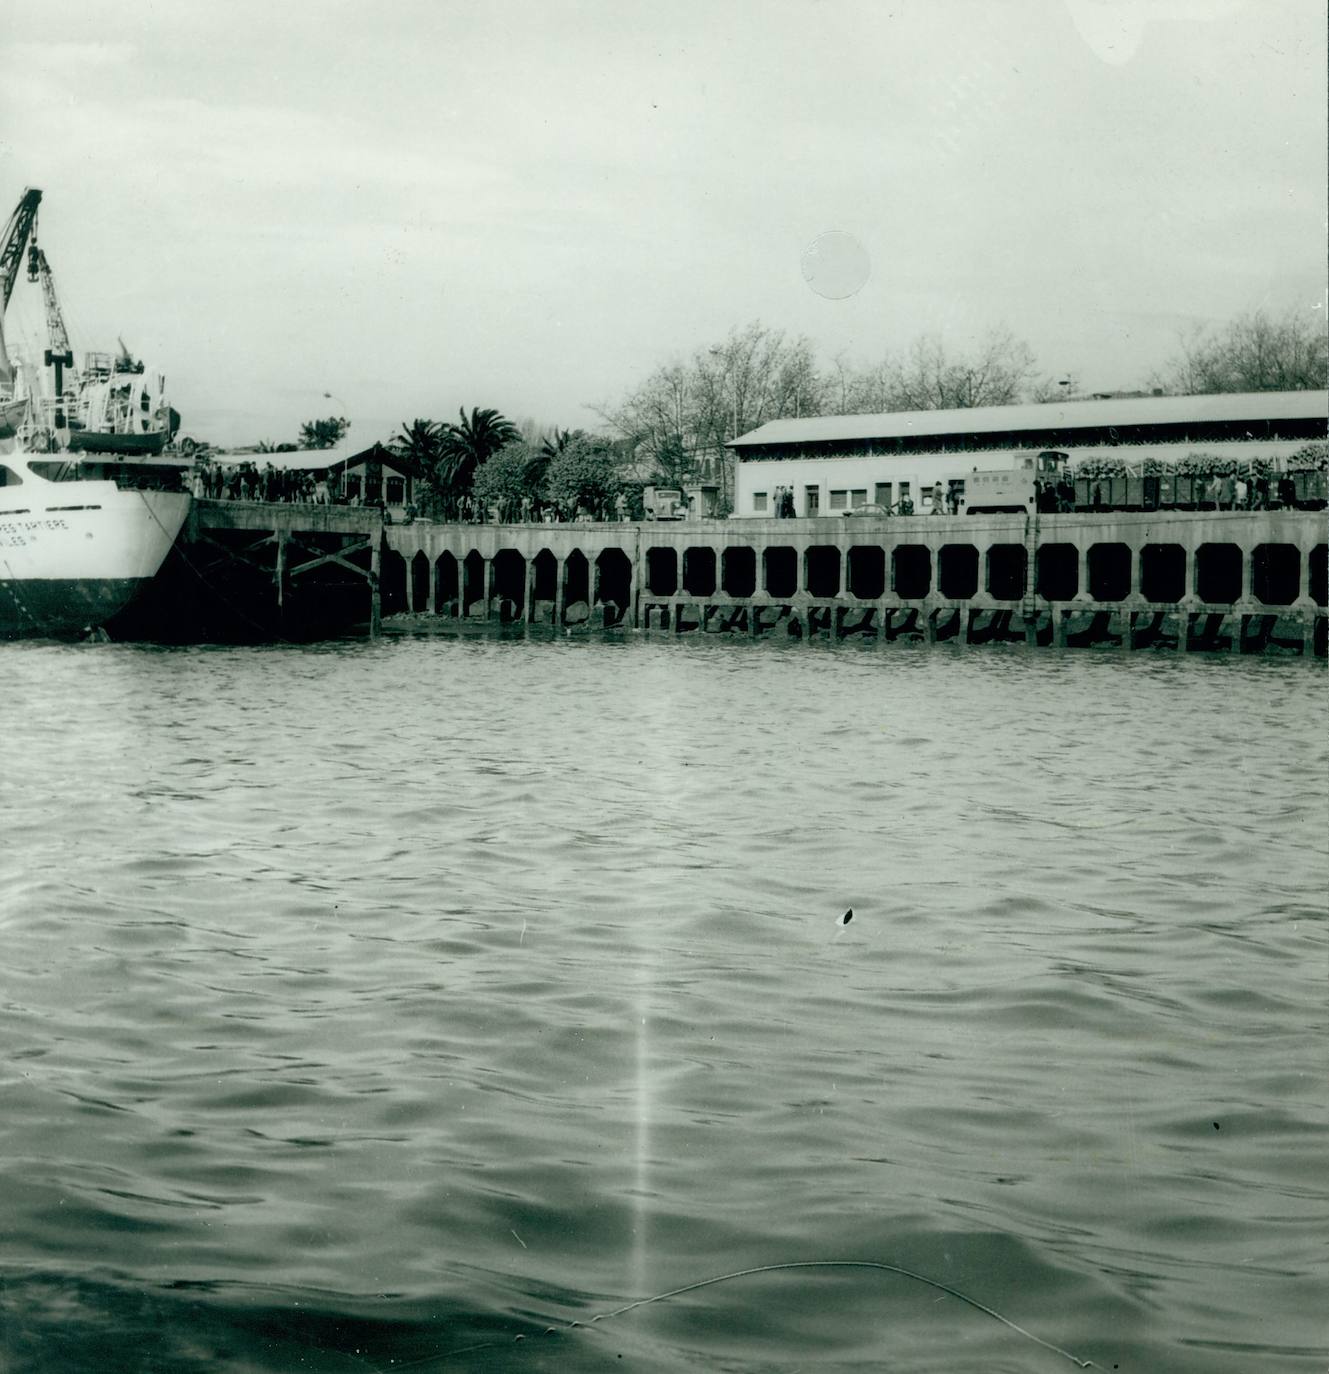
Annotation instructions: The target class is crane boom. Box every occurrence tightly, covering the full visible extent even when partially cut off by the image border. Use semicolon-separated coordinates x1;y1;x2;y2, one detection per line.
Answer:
37;250;73;365
0;187;43;392
37;247;77;426
0;187;41;313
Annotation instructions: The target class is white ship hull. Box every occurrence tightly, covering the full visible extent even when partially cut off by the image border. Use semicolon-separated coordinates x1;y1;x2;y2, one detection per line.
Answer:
0;456;189;637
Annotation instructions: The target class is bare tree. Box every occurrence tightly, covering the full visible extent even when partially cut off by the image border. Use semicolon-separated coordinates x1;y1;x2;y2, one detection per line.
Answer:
1156;309;1328;394
598;322;828;508
887;327;1036;410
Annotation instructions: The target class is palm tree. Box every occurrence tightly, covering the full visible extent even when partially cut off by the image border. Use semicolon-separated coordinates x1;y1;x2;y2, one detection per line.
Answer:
391;418;444;476
524;427;582;509
538;426;582;463
437;407;518;518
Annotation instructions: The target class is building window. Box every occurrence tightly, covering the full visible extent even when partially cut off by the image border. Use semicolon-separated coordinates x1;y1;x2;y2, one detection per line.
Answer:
874;482;892;508
850;489;867;508
753;491;768;512
365;479;382;502
345;475;362;500
829;489;848;510
386;476;405;503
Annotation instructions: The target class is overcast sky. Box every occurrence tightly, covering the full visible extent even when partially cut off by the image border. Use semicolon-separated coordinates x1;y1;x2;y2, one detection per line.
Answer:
1;0;1324;448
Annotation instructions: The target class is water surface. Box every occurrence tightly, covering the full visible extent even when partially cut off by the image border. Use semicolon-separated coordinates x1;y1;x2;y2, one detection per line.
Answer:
2;635;1325;1371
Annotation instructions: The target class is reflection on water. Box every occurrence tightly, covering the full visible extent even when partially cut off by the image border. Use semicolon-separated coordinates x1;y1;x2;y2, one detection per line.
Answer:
1;635;1325;1372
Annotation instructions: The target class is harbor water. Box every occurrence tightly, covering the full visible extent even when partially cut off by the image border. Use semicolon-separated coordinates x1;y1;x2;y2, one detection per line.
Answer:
1;634;1325;1372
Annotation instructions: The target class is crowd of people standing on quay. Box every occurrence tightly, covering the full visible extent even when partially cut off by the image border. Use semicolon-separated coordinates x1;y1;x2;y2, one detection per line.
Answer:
192;461;333;504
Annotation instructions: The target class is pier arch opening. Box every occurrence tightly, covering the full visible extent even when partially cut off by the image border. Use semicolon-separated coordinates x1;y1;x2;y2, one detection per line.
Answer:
462;551;486;616
805;545;840;598
532;549;557;619
434;553;459;615
1036;544;1077;601
596;548;632;622
646;547;677;597
848;545;886;600
722;546;757;598
532;549;557;600
1252;545;1299;606
1141;544;1185;604
892;545;931;599
1088;543;1132;602
939;544;978;600
493;549;526;620
1312;545;1327;606
1195;543;1241;604
382;550;408;616
563;549;590;620
763;546;797;598
683;547;717;597
411;552;431;612
986;545;1026;601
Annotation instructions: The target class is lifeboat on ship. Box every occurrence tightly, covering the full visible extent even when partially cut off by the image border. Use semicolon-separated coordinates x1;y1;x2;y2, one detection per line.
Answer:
65;347;177;457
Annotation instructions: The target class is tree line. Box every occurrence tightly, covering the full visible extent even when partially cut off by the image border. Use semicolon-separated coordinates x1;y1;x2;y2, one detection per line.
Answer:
290;308;1324;520
391;410;627;522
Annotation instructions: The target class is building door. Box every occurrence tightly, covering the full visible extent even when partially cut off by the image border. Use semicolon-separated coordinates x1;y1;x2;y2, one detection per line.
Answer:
804;485;820;516
874;482;893;509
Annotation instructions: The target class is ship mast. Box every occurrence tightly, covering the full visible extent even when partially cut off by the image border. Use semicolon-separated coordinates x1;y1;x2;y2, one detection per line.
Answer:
0;187;42;395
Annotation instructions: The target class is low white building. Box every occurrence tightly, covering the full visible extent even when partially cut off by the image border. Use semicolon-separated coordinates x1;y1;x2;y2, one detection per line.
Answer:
727;390;1327;517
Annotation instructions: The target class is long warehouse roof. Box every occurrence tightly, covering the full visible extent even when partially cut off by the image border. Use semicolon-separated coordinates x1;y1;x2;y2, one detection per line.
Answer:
728;389;1328;448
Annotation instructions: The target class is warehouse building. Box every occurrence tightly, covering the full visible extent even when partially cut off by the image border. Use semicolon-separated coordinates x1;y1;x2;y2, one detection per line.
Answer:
728;389;1327;517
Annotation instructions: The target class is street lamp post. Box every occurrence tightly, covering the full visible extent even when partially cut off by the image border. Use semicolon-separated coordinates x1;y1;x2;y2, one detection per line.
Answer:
319;390;353;500
708;348;738;508
322;391;351;455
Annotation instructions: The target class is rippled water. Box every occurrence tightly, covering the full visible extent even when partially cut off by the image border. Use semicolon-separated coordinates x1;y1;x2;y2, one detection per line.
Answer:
1;633;1325;1373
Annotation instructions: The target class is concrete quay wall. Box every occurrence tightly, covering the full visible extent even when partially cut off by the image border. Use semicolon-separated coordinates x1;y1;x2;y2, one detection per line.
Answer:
384;510;1327;655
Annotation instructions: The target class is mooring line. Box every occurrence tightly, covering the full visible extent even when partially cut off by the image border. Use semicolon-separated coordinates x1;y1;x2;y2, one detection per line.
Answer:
140;492;297;643
388;1257;1098;1369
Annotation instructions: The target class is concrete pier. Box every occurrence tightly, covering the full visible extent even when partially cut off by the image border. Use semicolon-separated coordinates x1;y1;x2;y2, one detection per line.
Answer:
112;500;385;641
383;510;1327;657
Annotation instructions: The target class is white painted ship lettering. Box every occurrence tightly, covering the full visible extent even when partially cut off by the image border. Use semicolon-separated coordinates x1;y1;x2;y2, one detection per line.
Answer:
1;516;71;548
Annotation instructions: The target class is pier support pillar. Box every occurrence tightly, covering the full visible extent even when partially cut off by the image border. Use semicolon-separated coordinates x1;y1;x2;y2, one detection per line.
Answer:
274;529;287;612
524;555;536;625
369;541;382;637
554;557;566;626
630;533;644;630
483;558;495;621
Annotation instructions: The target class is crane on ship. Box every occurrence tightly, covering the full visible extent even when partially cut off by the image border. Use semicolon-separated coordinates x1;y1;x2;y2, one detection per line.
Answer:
1;187;178;455
33;245;77;429
0;186;43;397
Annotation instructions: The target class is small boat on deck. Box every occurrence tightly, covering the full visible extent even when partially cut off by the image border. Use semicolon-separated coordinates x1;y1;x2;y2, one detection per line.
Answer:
65;345;175;457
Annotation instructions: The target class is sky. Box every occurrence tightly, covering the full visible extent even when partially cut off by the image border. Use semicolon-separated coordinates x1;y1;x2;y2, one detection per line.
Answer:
1;0;1324;449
